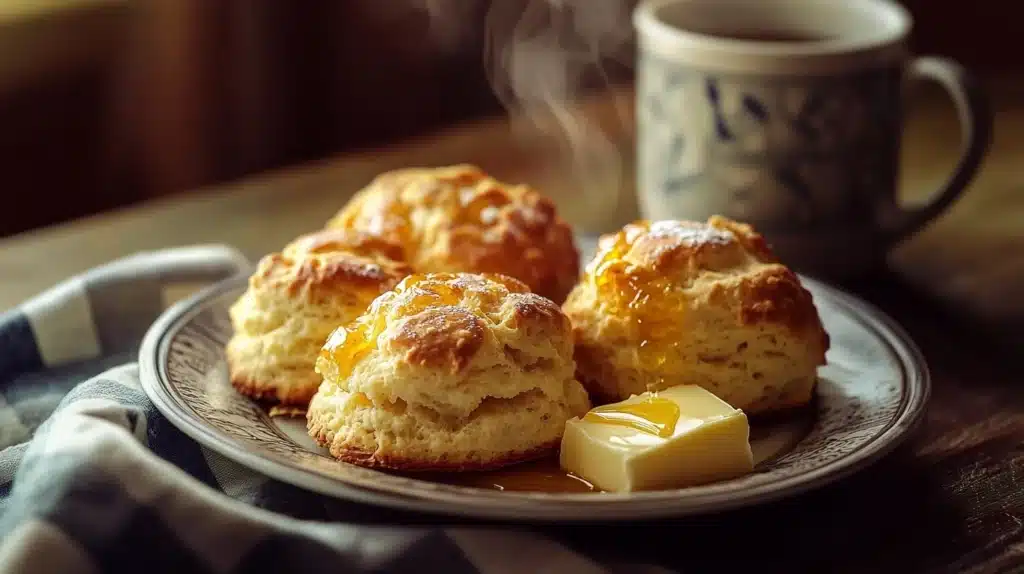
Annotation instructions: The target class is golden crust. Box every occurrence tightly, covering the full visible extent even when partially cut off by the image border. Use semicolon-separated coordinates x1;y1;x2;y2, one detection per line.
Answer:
260;230;413;297
308;272;590;472
225;230;413;406
562;216;830;414
229;371;319;406
316;272;569;386
594;217;776;276
730;266;824;332
390;307;486;374
307;416;559;472
246;252;406;300
325;165;581;303
283;228;406;262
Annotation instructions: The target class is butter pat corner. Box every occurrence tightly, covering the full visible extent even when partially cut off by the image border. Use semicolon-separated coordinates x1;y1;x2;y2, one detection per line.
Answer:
559;385;754;492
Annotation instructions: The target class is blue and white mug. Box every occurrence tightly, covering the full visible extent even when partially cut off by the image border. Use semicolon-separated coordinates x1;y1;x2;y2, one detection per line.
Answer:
633;0;991;277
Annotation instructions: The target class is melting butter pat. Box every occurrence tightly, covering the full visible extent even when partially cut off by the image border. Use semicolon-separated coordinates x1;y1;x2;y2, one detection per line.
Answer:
559;385;754;492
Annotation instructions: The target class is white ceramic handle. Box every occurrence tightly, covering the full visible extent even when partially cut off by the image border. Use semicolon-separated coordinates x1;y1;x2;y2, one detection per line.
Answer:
83;244;252;287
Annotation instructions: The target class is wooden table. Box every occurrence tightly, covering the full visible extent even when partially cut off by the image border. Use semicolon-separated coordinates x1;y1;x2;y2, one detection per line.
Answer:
1;78;1022;572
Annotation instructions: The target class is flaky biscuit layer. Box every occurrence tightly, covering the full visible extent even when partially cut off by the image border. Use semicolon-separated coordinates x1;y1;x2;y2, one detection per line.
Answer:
308;272;591;471
226;230;412;405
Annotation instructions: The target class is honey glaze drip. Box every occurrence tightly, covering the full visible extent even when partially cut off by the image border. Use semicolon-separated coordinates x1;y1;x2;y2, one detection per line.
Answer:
320;276;468;380
404;284;461;311
427;458;596;493
583;396;681;438
320;315;385;380
590;223;682;384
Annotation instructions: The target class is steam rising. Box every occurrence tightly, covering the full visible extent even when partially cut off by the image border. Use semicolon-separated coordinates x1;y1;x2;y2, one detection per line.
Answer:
422;0;636;228
419;0;479;52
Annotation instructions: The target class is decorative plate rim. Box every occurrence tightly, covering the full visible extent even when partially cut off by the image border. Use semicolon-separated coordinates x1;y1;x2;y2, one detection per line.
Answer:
139;274;930;521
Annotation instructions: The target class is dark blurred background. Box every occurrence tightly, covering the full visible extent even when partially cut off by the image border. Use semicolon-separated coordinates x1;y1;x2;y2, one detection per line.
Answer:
0;0;1014;238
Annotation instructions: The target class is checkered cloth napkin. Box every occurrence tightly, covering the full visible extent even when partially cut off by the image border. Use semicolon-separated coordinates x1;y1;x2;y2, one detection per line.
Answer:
0;245;674;574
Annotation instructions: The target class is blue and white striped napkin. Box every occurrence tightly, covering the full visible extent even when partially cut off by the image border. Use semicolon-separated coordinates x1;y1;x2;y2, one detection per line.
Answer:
0;244;673;574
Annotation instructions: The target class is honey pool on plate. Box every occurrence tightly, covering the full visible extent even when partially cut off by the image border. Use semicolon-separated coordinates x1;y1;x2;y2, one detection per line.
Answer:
268;404;815;494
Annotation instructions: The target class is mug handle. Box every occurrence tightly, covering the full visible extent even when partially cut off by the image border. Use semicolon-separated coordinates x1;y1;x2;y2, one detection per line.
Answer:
879;57;993;242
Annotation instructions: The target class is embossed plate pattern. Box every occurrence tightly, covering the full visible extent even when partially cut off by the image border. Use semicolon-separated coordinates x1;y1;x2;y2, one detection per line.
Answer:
139;250;929;521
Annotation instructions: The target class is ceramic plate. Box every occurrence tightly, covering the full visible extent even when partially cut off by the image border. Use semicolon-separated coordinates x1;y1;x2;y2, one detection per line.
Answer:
139;241;930;521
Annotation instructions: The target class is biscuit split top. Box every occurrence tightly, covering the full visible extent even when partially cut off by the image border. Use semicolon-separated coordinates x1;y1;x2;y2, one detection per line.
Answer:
325;165;581;303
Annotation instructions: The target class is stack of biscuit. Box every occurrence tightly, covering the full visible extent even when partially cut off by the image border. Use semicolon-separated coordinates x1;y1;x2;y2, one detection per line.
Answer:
226;164;830;474
226;165;590;470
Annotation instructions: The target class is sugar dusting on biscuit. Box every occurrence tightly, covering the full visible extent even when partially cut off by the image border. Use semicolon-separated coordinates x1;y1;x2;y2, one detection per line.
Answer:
563;216;829;414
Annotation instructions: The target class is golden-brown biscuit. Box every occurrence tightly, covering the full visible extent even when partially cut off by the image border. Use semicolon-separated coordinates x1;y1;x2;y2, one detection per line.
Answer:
325;165;580;303
307;272;591;471
562;216;830;414
226;229;412;405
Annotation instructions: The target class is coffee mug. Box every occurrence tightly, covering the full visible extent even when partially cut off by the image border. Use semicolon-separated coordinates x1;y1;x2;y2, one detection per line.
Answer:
633;0;992;277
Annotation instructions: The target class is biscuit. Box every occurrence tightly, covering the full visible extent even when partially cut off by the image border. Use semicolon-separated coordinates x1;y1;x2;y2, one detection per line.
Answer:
226;229;412;405
307;272;591;471
561;216;830;414
326;165;580;303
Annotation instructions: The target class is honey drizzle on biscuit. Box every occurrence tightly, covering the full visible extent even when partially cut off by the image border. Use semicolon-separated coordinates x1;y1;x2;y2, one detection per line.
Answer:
589;221;684;387
583;396;681;438
320;315;384;382
320;274;472;381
